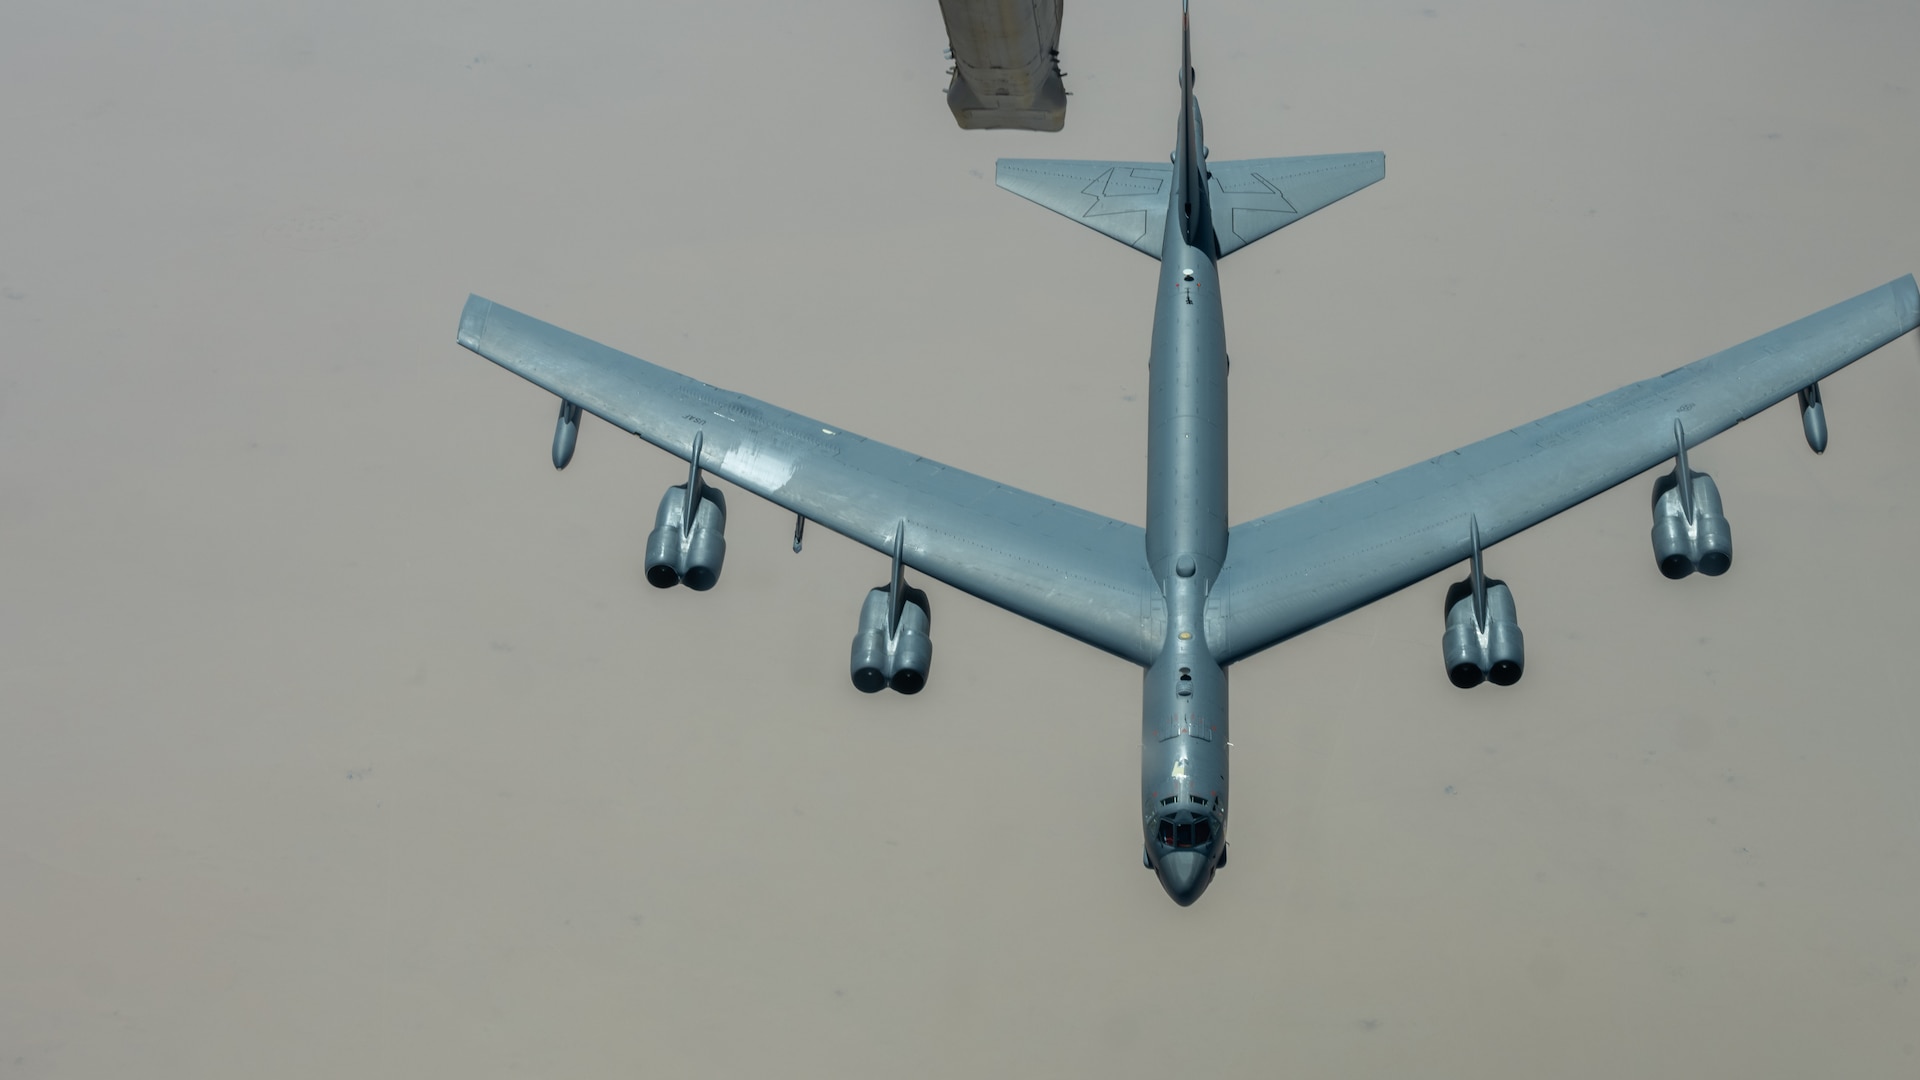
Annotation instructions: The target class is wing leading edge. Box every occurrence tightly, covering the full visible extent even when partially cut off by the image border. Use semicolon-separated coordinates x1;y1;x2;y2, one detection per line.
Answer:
457;297;1164;664
1208;276;1920;666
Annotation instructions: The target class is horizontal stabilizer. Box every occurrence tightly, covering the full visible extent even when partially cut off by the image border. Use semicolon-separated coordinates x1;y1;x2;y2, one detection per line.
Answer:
996;159;1174;259
997;152;1383;259
1208;153;1384;257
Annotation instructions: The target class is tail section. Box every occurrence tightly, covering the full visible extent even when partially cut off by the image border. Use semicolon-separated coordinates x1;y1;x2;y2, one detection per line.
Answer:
996;159;1176;259
1172;1;1212;254
1206;153;1384;257
994;152;1383;261
995;3;1382;260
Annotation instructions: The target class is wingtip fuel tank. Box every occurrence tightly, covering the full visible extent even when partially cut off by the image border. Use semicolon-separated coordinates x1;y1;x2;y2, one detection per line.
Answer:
1799;383;1828;454
552;400;581;469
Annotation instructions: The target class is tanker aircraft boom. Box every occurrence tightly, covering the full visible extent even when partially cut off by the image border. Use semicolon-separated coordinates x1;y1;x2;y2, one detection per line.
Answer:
453;6;1920;906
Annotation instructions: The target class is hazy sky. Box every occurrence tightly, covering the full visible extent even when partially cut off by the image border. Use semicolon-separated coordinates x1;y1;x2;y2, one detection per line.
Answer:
3;1;1917;1076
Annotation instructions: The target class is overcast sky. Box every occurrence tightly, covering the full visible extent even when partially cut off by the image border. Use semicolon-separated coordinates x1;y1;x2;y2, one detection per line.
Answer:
3;1;1917;1076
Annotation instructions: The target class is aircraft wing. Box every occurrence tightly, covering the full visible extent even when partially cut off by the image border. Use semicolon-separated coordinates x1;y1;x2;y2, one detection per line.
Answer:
1206;275;1920;666
457;296;1164;664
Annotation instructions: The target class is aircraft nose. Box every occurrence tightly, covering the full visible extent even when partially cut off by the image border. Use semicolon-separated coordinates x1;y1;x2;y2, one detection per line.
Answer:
1155;849;1213;906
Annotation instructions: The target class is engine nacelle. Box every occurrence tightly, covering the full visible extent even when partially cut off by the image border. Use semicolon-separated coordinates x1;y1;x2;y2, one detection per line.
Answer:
643;483;727;590
1442;577;1525;688
849;585;933;695
1650;469;1732;579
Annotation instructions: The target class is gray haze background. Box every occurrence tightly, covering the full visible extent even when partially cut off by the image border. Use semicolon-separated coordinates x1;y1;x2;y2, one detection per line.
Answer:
3;1;1917;1075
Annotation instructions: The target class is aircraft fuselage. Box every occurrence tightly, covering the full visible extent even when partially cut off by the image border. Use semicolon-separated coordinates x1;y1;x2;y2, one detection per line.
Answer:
1140;30;1231;906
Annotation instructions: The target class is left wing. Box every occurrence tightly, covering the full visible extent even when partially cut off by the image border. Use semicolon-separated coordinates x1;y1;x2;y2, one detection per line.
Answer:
1207;276;1920;665
457;297;1165;664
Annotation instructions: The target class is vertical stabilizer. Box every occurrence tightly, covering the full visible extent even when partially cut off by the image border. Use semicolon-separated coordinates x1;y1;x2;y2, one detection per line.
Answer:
995;3;1383;261
1172;1;1214;252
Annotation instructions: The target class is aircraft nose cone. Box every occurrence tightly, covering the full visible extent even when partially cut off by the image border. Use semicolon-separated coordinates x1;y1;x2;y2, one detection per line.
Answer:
1155;850;1213;906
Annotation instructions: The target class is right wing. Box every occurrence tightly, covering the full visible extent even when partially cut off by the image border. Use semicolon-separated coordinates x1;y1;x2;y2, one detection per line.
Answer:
1208;276;1920;665
458;297;1165;665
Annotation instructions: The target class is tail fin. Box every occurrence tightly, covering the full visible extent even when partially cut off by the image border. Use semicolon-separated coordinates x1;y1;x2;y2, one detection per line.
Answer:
995;3;1384;260
1173;0;1210;251
994;152;1384;261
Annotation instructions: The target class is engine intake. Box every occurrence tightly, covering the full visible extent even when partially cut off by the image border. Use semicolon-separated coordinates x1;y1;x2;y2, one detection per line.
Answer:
644;482;727;590
643;433;728;590
1650;422;1732;579
849;524;933;694
1440;516;1524;688
1442;577;1525;688
849;585;933;694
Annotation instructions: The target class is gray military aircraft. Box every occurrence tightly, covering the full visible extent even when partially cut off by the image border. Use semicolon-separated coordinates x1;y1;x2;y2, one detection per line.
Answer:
939;0;1067;131
455;5;1920;905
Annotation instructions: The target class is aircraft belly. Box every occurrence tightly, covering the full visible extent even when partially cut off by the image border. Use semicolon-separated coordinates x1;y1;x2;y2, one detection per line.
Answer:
1139;653;1230;844
942;0;1067;131
1145;259;1229;578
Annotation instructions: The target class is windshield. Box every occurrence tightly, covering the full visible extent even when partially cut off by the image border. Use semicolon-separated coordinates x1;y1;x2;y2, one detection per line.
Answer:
1156;816;1214;848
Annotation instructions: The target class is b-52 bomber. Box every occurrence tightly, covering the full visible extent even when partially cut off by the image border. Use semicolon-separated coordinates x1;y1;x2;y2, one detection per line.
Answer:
454;4;1919;905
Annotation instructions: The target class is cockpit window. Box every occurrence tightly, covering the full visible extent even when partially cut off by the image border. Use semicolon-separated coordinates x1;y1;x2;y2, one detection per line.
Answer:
1156;815;1215;849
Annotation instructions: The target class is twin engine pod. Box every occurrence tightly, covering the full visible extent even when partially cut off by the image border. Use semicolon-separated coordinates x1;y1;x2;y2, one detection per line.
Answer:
1650;421;1732;580
644;484;726;590
849;585;933;694
1442;577;1525;688
849;525;933;694
1442;517;1524;688
643;431;727;591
